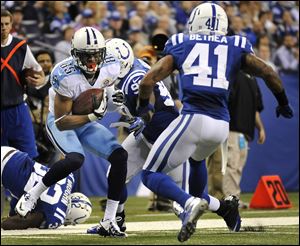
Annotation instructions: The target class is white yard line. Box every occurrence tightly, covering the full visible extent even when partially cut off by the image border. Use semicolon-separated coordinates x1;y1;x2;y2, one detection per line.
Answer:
1;216;298;236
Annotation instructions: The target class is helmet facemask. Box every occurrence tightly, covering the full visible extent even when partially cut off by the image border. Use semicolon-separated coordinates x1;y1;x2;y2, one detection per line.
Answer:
71;47;106;75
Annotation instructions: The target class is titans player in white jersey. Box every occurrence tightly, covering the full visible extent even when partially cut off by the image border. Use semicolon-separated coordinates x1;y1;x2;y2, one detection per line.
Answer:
1;146;91;229
138;2;294;242
15;27;128;238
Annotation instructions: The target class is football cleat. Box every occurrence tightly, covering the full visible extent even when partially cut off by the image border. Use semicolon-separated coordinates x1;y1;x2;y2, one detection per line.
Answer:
216;195;241;232
116;211;126;232
177;197;208;242
15;193;37;217
87;211;126;234
93;219;127;238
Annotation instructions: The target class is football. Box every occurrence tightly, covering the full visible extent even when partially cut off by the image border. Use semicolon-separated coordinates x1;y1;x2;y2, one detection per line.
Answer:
72;88;104;115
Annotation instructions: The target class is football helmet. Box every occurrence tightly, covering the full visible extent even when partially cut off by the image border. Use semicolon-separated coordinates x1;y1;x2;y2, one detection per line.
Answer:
71;27;106;75
64;192;92;225
105;38;134;80
188;2;228;36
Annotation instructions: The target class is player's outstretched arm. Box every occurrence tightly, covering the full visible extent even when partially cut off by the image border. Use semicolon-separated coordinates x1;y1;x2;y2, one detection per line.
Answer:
139;55;174;102
241;53;294;118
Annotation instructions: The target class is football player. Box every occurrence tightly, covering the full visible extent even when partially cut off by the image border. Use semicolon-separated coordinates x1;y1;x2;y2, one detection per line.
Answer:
1;146;91;230
87;38;242;235
138;2;293;242
14;27;128;238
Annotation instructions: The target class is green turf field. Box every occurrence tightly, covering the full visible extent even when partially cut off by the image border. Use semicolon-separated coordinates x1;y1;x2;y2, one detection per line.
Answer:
1;192;299;245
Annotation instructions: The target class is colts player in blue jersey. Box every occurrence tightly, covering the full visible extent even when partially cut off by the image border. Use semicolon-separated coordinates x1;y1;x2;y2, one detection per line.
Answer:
1;146;92;230
138;2;294;242
88;38;244;235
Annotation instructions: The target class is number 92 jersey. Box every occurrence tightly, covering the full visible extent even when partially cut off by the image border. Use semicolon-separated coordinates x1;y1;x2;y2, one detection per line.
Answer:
164;33;254;122
116;58;179;144
1;148;74;229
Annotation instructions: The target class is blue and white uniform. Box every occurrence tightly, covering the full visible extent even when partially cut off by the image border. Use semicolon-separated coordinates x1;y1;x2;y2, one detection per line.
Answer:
46;55;122;159
117;58;180;181
1;146;74;229
143;33;254;173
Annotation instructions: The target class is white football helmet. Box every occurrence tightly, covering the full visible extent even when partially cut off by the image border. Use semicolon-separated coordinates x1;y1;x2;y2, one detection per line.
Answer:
64;192;92;225
188;2;228;36
71;27;106;75
105;38;134;80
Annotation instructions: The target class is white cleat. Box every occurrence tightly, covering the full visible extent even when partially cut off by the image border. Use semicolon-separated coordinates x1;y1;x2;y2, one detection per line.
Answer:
177;197;208;242
15;193;37;217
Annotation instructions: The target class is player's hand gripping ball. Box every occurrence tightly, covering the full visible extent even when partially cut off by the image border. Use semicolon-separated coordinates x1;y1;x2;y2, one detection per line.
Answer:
72;88;104;115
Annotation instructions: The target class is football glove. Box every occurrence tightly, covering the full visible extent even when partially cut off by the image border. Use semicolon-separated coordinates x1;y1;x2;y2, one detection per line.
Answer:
128;117;145;138
112;90;125;107
110;116;145;139
276;104;294;118
88;90;108;121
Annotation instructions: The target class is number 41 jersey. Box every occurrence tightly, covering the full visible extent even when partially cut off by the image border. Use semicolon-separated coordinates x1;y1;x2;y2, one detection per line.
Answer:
164;33;254;122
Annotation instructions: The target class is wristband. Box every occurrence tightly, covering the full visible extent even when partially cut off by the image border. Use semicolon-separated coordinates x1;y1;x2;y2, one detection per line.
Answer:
274;90;289;106
88;113;98;122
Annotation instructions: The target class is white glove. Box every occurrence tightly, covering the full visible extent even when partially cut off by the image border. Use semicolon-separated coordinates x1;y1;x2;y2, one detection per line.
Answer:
88;89;108;121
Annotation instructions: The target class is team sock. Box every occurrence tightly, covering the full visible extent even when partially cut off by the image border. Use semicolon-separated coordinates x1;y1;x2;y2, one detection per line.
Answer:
103;199;119;221
141;170;191;208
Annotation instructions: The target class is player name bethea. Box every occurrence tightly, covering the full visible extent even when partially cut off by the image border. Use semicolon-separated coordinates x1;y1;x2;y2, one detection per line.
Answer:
190;34;228;43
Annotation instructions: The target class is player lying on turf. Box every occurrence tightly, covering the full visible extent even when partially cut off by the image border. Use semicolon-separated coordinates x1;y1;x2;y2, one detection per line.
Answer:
87;38;242;236
1;146;92;230
137;2;293;242
14;27;128;238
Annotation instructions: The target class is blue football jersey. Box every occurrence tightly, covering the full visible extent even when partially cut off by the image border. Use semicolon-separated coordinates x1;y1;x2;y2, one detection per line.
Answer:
2;150;75;229
164;33;254;122
117;58;179;143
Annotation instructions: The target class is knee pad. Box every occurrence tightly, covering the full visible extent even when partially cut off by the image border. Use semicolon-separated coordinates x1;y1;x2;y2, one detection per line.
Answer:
65;152;85;171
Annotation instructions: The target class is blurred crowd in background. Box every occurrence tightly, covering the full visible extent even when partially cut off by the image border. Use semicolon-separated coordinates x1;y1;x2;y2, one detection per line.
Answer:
1;1;299;75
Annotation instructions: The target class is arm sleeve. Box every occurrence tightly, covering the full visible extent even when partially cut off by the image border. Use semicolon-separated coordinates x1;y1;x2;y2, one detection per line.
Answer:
163;34;185;70
241;37;255;55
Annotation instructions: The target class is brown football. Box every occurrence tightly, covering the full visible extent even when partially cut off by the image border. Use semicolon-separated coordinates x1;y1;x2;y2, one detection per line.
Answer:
72;88;104;115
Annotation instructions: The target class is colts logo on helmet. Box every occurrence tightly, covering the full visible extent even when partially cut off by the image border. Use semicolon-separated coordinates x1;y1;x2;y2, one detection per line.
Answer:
116;43;130;59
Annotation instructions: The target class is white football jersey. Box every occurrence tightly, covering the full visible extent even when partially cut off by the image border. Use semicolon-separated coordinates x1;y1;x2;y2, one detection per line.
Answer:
48;54;121;114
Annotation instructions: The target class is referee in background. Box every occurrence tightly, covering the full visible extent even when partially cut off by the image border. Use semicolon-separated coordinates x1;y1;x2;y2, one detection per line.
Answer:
1;9;45;159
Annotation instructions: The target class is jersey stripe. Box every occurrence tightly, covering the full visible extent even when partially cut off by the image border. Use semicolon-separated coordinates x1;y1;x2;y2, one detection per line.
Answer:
171;34;177;46
54;212;64;223
56;207;66;217
178;33;184;44
211;4;217;31
241;37;246;48
234;36;240;47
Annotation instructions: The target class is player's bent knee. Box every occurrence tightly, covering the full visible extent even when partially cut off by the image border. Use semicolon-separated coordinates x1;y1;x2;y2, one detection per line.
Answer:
65;152;85;171
108;148;128;167
141;170;153;187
